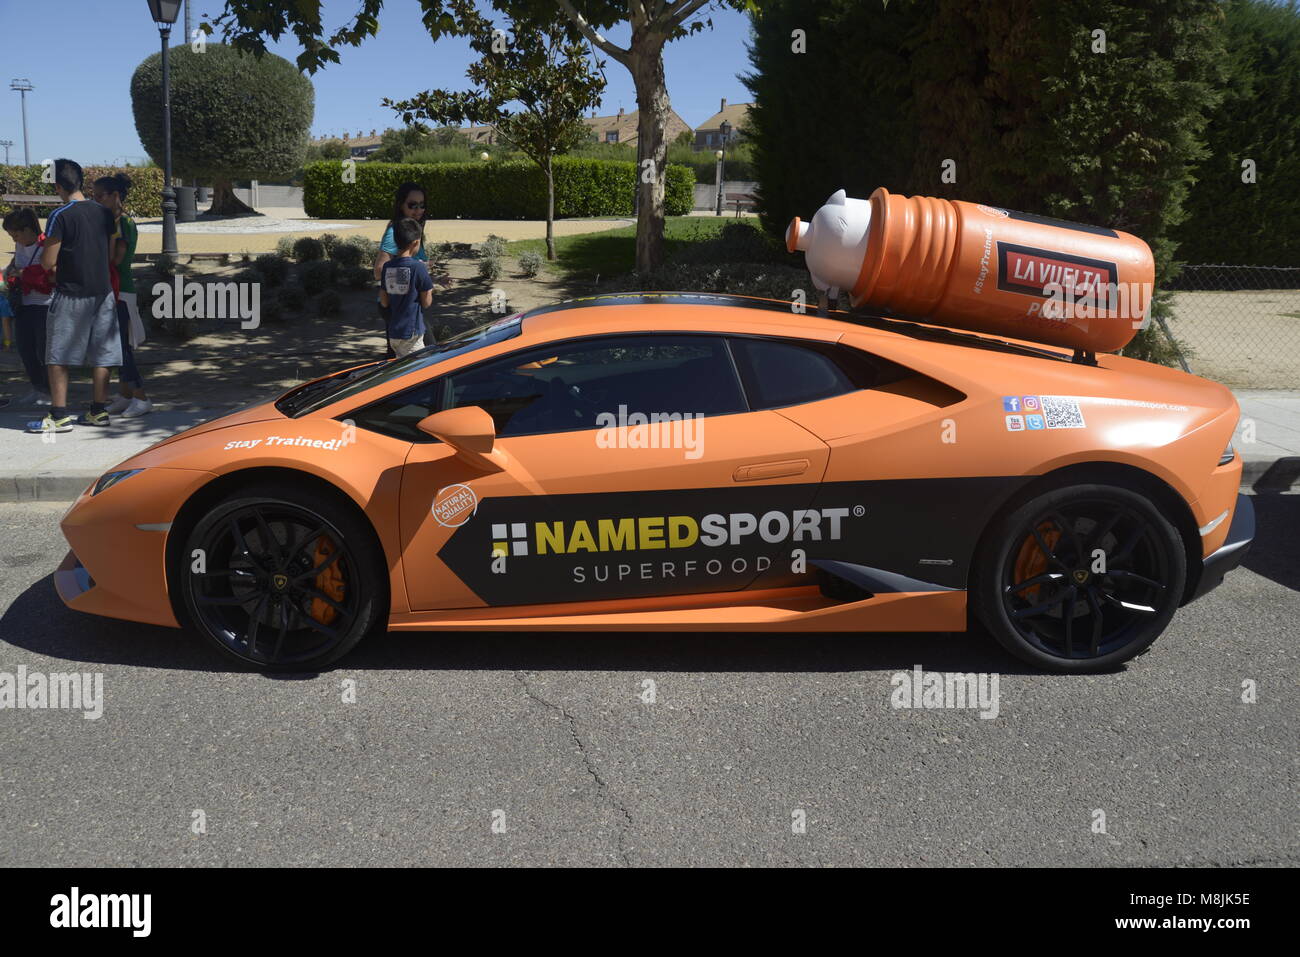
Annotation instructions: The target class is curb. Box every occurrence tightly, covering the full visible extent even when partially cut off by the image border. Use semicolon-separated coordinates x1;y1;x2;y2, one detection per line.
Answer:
3;457;1296;504
1;473;93;503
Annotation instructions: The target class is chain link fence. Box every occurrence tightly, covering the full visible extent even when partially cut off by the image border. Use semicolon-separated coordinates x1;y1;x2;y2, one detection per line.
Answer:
1164;265;1300;388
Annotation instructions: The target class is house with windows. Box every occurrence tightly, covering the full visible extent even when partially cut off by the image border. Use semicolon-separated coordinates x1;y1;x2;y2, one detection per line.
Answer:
312;130;384;159
693;99;751;151
581;107;691;148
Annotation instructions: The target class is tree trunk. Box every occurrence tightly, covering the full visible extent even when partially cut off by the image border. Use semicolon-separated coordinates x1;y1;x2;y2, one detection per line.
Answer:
208;179;255;216
630;29;669;276
545;154;556;261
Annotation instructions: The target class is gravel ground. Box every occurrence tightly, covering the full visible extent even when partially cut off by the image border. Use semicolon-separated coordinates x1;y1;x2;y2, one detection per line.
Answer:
1169;289;1300;389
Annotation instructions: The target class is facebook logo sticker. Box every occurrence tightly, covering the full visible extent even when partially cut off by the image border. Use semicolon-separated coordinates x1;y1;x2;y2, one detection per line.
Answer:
1002;396;1022;412
1026;414;1045;430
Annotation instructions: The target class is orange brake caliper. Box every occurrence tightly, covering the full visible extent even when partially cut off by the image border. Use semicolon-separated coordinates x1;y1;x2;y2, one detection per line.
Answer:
1013;523;1061;603
310;537;346;625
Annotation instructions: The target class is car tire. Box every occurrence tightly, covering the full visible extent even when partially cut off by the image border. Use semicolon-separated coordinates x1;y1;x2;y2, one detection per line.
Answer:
970;482;1187;673
176;482;387;671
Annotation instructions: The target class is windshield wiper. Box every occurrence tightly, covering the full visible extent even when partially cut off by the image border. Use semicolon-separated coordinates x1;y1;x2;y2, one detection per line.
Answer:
278;361;386;415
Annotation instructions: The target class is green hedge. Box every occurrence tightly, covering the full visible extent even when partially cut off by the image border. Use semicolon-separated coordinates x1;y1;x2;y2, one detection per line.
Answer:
0;164;165;219
303;157;694;220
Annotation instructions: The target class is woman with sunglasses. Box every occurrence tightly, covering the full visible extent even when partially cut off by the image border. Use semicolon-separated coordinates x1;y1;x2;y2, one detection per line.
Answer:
373;182;428;281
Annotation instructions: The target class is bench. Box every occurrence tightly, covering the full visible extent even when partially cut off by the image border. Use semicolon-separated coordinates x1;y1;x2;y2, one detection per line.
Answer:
2;193;61;210
725;191;756;216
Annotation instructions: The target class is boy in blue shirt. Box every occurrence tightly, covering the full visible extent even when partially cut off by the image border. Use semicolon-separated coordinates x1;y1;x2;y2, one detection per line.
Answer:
378;218;434;358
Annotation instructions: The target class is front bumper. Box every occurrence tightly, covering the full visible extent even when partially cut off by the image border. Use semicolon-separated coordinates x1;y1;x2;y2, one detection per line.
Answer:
1186;493;1255;603
56;467;214;627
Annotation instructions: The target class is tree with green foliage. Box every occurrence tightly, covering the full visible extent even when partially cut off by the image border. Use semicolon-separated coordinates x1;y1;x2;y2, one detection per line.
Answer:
385;20;606;260
312;140;350;161
1174;0;1300;266
130;43;314;215
745;0;1226;363
367;125;434;163
208;0;756;273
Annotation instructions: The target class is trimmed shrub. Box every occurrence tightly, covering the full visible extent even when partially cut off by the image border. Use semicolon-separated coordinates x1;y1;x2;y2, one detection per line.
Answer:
480;234;508;258
478;255;502;282
130;43;312;209
342;233;379;257
301;260;337;294
275;235;296;258
428;241;454;265
252;253;290;287
317;289;342;316
317;233;342;256
303;157;695;220
260;296;284;324
0;164;164;219
277;284;307;311
330;242;364;268
292;236;325;262
518;251;543;277
342;266;373;290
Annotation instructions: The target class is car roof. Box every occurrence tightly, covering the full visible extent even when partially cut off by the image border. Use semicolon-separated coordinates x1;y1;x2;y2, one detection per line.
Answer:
516;292;1075;364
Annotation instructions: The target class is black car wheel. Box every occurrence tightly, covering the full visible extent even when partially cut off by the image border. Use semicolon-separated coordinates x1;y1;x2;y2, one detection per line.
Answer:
972;483;1187;672
178;483;387;670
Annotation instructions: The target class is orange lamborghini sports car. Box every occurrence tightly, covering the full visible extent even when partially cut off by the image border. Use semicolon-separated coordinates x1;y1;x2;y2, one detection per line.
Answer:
55;293;1253;672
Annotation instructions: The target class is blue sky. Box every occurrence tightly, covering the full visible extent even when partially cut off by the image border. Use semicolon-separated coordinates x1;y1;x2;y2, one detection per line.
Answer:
0;0;756;166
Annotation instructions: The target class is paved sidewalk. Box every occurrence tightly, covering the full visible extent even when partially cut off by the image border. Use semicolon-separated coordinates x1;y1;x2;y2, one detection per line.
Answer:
0;390;1295;502
1236;391;1300;490
0;407;226;501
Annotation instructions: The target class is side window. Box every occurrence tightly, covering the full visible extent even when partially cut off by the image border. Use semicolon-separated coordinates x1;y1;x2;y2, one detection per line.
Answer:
346;377;443;443
728;337;903;410
449;334;746;437
349;334;747;441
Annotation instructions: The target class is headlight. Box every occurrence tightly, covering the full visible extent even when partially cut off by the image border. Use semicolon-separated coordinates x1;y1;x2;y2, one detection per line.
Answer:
1219;441;1235;466
93;469;144;496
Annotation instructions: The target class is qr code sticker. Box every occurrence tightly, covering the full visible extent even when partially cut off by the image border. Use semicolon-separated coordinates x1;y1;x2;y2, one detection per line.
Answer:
1040;395;1086;429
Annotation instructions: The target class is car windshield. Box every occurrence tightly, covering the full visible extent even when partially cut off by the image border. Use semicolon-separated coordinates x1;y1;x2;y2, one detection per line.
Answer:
276;314;525;417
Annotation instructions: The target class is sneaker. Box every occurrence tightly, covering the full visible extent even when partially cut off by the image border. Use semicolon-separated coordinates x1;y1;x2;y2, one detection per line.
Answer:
121;398;153;418
26;413;74;434
77;409;111;427
16;390;51;407
104;396;132;415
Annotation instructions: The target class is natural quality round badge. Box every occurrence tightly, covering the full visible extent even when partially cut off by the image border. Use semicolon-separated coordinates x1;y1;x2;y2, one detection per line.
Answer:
432;484;478;528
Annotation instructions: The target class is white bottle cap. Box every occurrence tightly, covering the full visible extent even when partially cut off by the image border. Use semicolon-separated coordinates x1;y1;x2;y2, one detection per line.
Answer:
786;189;873;298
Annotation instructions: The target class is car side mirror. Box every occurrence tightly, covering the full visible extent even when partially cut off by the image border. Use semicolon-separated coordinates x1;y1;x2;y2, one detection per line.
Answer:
417;407;508;473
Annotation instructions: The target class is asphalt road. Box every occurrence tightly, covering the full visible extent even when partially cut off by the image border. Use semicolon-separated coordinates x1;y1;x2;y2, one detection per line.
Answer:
1;496;1296;867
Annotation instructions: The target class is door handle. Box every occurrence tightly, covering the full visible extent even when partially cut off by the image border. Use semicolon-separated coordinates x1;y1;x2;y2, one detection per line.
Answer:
733;458;811;482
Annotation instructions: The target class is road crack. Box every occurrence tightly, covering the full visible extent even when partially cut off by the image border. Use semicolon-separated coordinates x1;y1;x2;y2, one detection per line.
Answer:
515;671;634;866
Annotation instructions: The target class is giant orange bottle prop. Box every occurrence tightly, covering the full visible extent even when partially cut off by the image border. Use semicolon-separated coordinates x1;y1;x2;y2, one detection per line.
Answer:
786;188;1155;353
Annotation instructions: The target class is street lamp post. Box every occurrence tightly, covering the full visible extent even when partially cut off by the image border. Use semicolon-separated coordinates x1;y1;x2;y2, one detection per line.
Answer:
9;79;33;166
714;119;732;216
147;0;182;258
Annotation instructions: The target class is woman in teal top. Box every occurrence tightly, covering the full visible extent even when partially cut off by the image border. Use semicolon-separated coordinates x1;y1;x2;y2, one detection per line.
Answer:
373;182;428;281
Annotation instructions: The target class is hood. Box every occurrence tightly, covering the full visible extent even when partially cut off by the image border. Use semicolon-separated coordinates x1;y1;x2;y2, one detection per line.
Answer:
146;400;287;451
